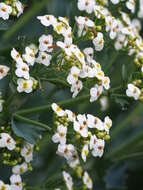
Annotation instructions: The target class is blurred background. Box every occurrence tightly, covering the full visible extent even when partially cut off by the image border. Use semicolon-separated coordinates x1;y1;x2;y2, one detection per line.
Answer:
0;0;143;189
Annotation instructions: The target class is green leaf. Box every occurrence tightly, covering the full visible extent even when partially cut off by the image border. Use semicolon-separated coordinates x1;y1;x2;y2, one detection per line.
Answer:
104;163;127;189
11;118;44;144
0;20;10;31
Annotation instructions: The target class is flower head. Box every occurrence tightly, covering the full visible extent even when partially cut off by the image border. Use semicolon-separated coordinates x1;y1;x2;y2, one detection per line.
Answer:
83;171;93;189
0;65;9;80
17;78;33;93
0;133;16;150
126;83;141;100
0;3;12;20
52;125;67;145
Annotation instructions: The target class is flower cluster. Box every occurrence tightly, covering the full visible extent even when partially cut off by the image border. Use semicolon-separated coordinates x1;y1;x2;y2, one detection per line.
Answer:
37;15;110;101
126;81;143;101
51;102;112;189
11;46;38;93
110;0;135;13
1;0;143;189
61;170;93;190
0;127;35;190
0;0;24;20
77;0;143;102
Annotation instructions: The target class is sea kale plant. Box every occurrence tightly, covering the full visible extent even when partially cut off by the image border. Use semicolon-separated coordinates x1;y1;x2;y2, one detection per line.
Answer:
0;0;143;189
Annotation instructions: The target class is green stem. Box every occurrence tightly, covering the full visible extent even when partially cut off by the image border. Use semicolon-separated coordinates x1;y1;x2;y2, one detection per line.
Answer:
3;0;50;40
15;94;90;115
13;114;51;131
104;53;119;73
110;85;124;92
40;77;70;88
111;93;127;98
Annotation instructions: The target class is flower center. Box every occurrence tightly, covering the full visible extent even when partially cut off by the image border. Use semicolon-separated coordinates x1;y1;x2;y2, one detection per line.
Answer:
1;185;6;190
0;68;4;74
1;7;6;12
23;82;28;89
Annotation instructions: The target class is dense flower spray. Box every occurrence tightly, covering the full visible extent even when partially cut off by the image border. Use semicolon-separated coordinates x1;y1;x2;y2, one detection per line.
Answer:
0;0;143;189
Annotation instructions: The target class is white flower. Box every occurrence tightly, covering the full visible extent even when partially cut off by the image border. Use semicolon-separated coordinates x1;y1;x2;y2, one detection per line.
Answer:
17;78;33;93
90;134;98;150
29;44;38;54
0;133;16;150
54;21;72;38
65;109;76;122
11;48;23;65
58;16;70;27
57;144;75;160
126;83;141;100
81;144;89;162
120;12;131;25
10;174;22;190
67;66;80;85
114;34;126;50
72;46;85;64
122;26;135;38
67;149;79;168
83;171;93;189
87;114;104;130
39;35;53;52
75;16;94;37
126;0;135;13
20;143;34;163
57;41;74;56
105;16;120;39
132;19;141;32
138;0;143;18
52;125;67;145
71;80;83;98
37;15;57;27
100;96;109;111
104;116;112;134
77;0;95;14
79;64;89;78
95;70;104;80
83;47;94;63
90;85;103;102
36;51;52;66
22;47;36;66
0;65;9;80
102;76;110;90
15;62;30;79
111;0;120;4
74;114;88;138
12;162;28;175
0;99;4;112
93;32;104;51
0;3;12;20
0;180;10;190
63;171;73;190
88;60;102;78
14;0;24;17
91;139;105;157
51;103;65;117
